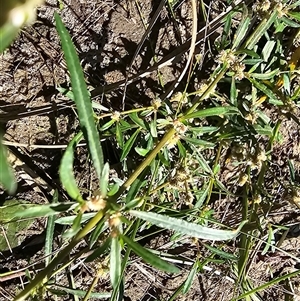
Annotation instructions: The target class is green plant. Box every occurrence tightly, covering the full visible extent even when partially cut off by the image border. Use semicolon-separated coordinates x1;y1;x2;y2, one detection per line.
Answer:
11;8;248;300
1;0;300;300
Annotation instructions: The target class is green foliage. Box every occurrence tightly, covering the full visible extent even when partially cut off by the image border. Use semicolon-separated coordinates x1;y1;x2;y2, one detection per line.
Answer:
0;138;16;194
121;234;180;273
55;13;104;182
0;200;33;251
4;0;300;300
129;210;246;241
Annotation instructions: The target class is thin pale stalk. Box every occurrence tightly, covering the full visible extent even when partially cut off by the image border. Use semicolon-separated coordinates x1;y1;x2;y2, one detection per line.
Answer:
184;64;228;116
82;273;100;301
115;128;176;198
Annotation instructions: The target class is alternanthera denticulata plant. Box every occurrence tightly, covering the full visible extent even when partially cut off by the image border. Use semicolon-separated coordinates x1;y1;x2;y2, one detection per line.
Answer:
5;0;300;300
11;8;246;301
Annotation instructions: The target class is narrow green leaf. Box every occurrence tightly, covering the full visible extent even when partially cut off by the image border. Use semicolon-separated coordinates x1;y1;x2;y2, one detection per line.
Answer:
253;124;274;136
247;77;280;102
116;122;123;148
230;77;237;105
0;200;33;251
183;106;239;120
249;68;279;80
288;159;296;183
45;190;58;266
55;13;104;180
282;73;290;94
49;285;111;299
128;112;147;129
0;138;17;195
120;129;141;161
89;216;107;248
213;164;220;175
135;147;150;156
288;11;300;22
232;16;251;49
281;16;300;28
110;236;121;289
183;137;215;148
195;185;209;208
177;140;186;158
107;182;120;197
11;202;76;220
243;58;263;65
62;211;82;238
100;119;116;131
125;167;149;204
120;234;180;273
56;86;109;111
182;261;198;294
245;11;278;50
274;20;287;33
261;226;275;255
149;119;157;138
55;212;96;225
203;243;238;261
234;269;300;301
189;126;219;134
192;148;213;174
100;162;110;198
261;40;276;62
235;49;260;58
290;1;300;9
220;13;232;47
130;210;247;241
59;132;84;202
123;197;145;211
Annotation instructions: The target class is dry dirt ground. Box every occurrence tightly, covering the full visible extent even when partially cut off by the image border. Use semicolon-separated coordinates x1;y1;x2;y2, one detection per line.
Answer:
1;0;300;300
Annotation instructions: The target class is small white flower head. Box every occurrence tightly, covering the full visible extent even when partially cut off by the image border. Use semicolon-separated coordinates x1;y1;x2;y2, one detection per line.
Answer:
169;167;191;189
245;112;258;124
185;191;194;207
166;133;180;149
232;61;246;80
173;119;188;135
276;2;287;18
253;194;262;204
261;0;271;11
86;193;107;211
111;111;121;121
151;98;162;111
257;149;267;162
170;92;188;104
196;82;209;96
238;173;248;186
109;212;122;229
216;50;228;64
253;0;270;13
217;50;237;65
176;167;190;181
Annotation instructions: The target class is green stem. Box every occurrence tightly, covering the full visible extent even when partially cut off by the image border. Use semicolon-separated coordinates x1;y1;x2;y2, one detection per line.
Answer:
114;128;176;198
205;143;223;205
184;64;228;116
14;210;106;301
